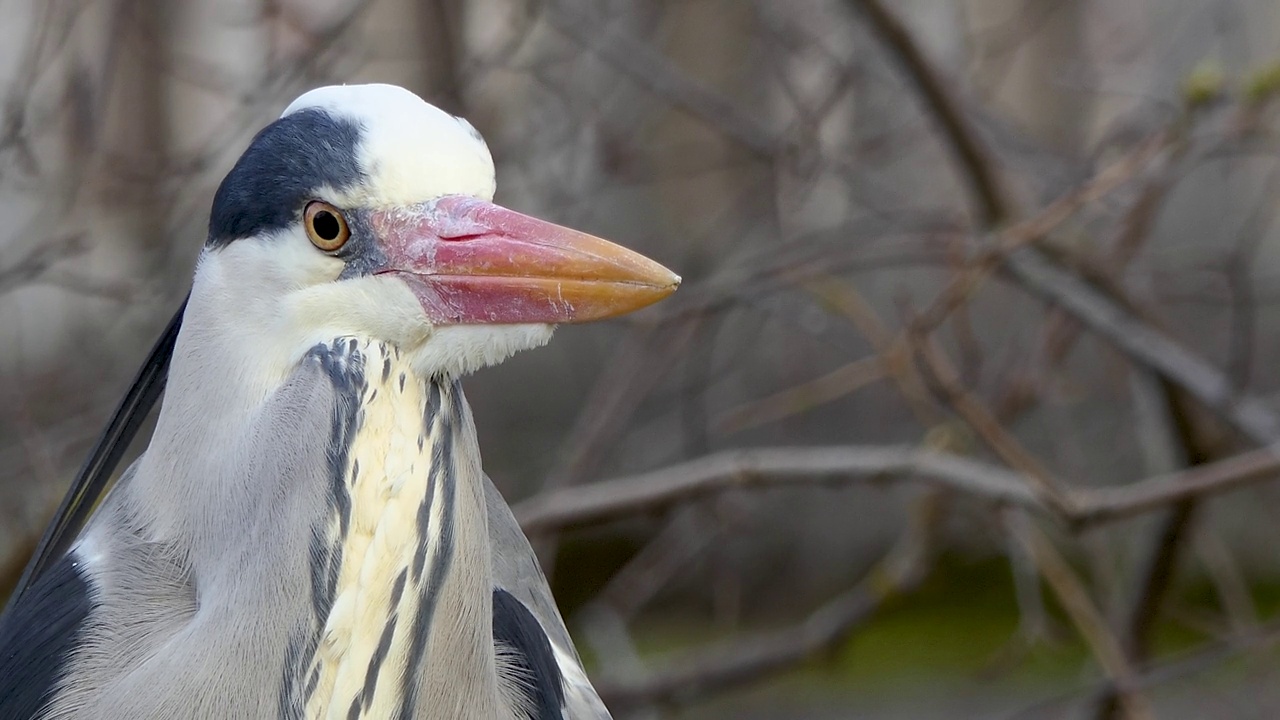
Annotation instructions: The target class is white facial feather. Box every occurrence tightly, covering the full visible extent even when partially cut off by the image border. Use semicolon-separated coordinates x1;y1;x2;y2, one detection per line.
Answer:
195;233;552;382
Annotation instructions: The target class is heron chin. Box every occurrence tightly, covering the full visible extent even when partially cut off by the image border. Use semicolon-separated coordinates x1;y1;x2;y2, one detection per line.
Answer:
0;84;678;719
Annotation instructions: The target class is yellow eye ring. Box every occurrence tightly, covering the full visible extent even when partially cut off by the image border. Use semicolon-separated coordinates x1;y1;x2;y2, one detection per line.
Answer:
304;201;350;252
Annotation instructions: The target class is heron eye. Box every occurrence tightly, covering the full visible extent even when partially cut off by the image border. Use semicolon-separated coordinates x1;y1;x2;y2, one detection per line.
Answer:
304;201;350;251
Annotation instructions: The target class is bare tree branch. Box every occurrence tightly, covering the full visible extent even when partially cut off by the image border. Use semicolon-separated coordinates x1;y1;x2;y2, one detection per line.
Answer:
846;0;1010;225
1005;618;1280;720
1020;524;1154;720
1072;445;1280;524
596;491;939;712
911;131;1171;333
544;2;781;158
910;329;1072;512
516;445;1035;532
516;442;1280;533
715;356;884;433
1004;246;1280;444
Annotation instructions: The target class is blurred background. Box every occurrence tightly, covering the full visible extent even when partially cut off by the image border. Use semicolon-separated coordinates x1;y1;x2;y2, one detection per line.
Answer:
3;1;1280;718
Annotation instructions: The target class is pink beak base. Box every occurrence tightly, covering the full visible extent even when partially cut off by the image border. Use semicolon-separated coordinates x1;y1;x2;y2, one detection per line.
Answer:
371;195;680;325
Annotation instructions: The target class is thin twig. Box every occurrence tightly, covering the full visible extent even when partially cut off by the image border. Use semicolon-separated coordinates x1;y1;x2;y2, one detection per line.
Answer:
911;320;1151;717
1004;246;1280;444
910;329;1073;513
715;356;884;433
994;138;1180;421
846;0;1010;225
911;131;1170;334
1004;618;1280;720
802;276;944;426
596;491;940;712
1020;525;1154;720
544;2;781;158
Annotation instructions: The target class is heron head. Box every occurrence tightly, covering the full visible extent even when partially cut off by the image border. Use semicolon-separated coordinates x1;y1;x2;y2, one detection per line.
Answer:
201;84;678;378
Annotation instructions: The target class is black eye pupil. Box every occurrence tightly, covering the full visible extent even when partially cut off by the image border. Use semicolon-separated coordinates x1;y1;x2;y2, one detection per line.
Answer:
313;211;341;240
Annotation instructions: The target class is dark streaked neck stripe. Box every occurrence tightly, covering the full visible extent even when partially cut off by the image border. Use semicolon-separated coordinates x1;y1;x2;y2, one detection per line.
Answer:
281;339;368;715
313;339;367;616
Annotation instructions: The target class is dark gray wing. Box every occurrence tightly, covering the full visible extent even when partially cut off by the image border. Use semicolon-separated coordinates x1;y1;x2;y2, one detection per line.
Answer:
0;554;92;718
485;475;612;719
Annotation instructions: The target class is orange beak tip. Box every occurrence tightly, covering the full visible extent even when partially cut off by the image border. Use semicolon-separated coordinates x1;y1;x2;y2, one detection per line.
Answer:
377;196;682;324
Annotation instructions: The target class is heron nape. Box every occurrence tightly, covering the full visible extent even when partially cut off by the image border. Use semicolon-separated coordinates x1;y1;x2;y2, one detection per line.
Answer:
0;84;678;719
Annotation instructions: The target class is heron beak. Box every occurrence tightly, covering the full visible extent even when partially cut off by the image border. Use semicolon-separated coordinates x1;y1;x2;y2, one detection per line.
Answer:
371;195;680;325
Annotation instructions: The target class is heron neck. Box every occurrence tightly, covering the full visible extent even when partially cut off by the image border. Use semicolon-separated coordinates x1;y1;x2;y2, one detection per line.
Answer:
300;340;503;717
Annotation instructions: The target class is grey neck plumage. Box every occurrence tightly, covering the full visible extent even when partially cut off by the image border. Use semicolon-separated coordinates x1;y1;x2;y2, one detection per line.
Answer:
49;336;508;719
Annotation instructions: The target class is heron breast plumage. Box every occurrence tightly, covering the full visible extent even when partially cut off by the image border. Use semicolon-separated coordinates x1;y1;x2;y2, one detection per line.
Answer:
296;337;503;719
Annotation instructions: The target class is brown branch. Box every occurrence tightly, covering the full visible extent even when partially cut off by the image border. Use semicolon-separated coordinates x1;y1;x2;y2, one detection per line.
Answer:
1074;445;1280;524
1003;246;1280;444
802;276;944;426
1091;499;1195;720
544;2;781;158
912;131;1170;334
514;443;1280;533
994;143;1180;421
847;0;1010;226
596;492;939;712
514;445;1036;533
910;330;1073;513
910;321;1151;716
715;356;884;433
1020;525;1154;720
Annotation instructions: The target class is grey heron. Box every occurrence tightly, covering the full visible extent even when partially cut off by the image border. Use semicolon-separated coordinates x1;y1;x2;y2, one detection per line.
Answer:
0;84;678;719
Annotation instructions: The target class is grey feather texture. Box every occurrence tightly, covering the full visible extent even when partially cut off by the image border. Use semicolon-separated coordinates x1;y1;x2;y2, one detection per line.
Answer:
41;350;346;719
1;336;609;719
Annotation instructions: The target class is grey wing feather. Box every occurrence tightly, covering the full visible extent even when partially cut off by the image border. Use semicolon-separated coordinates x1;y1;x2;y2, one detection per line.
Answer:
484;475;612;719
